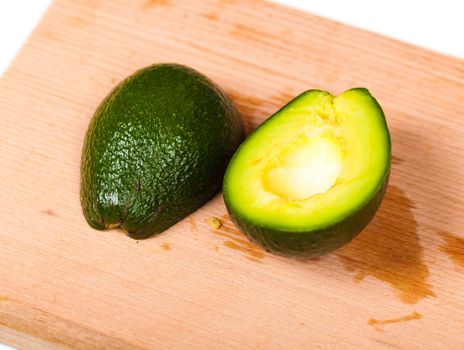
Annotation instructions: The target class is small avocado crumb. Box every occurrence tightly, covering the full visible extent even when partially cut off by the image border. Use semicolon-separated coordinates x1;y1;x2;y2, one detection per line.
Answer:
206;217;222;230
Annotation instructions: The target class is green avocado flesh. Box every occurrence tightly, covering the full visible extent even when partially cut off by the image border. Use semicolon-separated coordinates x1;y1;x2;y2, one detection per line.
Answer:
223;88;391;258
81;63;244;239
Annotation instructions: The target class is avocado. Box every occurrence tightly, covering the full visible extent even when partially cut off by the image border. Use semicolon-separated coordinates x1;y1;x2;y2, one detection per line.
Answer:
223;88;390;258
81;63;244;239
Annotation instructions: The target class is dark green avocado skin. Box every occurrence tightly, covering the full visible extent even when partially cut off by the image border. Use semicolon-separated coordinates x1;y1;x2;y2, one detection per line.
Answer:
226;174;389;258
81;63;244;239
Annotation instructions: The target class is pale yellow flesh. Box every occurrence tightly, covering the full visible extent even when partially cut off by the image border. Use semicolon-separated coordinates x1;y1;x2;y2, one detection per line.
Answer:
262;134;343;200
224;89;390;231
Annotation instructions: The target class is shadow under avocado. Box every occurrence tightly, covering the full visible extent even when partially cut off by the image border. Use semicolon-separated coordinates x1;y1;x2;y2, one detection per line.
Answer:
336;185;435;304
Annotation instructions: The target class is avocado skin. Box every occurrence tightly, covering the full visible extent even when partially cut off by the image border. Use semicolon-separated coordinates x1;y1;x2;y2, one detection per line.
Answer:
226;173;389;258
81;63;244;239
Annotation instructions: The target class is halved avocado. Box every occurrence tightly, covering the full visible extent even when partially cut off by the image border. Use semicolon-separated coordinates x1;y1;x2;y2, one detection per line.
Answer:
223;88;391;258
81;64;244;239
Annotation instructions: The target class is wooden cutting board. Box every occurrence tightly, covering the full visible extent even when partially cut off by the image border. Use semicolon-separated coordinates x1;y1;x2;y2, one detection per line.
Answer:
1;0;463;348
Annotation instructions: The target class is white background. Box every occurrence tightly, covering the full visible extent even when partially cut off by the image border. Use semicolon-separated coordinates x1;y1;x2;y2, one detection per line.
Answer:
0;0;462;348
0;0;463;77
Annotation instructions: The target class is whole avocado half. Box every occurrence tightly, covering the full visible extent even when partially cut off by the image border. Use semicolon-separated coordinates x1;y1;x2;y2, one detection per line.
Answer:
81;63;244;239
223;88;391;258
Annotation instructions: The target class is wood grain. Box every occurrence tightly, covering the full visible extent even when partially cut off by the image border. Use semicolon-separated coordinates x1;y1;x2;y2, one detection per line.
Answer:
0;0;463;348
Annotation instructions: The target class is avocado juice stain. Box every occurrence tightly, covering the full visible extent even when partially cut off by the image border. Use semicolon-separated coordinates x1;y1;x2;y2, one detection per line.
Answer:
337;185;435;304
